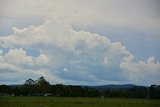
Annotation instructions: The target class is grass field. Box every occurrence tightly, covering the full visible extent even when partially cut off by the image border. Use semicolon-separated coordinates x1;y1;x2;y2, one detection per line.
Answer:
0;96;160;107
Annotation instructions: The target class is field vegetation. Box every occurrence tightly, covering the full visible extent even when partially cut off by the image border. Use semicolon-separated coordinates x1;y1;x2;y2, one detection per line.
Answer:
0;96;160;107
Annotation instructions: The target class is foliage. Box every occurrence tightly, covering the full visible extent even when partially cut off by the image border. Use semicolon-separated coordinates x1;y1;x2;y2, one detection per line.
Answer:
0;77;160;99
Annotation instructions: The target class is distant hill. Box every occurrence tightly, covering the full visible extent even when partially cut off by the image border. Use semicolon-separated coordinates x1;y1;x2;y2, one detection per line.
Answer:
89;84;138;91
9;84;147;91
9;84;22;88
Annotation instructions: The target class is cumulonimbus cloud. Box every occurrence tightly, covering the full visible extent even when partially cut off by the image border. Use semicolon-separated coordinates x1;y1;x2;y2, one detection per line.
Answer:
0;18;159;85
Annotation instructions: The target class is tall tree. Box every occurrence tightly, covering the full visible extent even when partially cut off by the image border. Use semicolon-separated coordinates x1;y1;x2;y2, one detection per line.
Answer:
23;79;36;95
36;77;51;94
25;79;35;86
149;85;160;99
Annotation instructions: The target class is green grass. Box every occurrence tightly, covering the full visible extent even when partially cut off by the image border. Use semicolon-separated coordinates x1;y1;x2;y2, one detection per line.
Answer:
0;96;160;107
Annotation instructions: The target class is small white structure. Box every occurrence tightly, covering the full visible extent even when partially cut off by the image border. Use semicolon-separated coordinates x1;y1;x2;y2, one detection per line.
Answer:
44;93;53;96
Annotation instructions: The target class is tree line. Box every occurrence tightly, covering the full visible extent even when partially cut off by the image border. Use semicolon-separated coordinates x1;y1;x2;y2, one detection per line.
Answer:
0;77;160;99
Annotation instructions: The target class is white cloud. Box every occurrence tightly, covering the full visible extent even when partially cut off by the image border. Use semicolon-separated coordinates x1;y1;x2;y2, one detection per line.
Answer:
0;48;54;84
36;53;49;66
4;48;33;65
120;56;160;85
0;18;159;85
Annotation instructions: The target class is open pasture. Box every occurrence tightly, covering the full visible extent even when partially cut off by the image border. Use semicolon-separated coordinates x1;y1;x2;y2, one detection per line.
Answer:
0;97;160;107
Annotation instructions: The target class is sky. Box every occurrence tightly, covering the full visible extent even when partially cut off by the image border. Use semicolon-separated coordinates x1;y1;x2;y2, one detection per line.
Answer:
0;0;160;86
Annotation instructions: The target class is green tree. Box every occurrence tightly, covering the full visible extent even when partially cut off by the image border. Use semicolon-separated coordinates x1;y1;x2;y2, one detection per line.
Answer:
23;79;36;95
0;85;13;95
35;77;52;94
149;85;160;99
52;84;64;96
